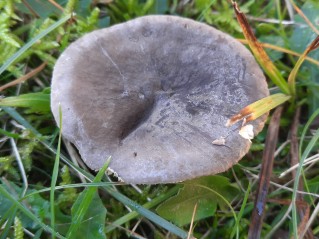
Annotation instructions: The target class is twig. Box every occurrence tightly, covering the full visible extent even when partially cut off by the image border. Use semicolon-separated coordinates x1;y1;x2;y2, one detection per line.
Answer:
47;0;64;12
248;106;283;239
280;153;319;178
300;202;319;239
0;62;46;92
21;0;40;18
248;171;319;198
289;0;319;35
238;39;319;67
245;15;296;25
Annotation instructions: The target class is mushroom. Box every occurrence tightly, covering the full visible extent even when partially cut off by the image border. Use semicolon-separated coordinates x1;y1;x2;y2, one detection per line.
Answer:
51;15;269;184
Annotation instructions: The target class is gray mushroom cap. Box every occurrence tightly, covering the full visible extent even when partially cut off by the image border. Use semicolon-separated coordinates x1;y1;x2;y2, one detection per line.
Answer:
51;15;269;184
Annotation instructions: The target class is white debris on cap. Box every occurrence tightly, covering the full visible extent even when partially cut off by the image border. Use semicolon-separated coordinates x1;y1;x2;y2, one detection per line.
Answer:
239;124;254;142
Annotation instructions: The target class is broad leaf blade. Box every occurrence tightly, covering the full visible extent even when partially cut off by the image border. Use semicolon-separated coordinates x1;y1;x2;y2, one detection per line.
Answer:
157;176;238;226
66;159;110;238
70;192;107;239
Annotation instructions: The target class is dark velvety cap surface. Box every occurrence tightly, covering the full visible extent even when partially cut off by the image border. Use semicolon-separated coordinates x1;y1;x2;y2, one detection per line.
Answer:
51;15;269;184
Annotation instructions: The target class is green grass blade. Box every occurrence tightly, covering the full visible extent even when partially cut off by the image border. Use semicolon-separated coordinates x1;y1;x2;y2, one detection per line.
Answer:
288;35;319;97
0;185;66;239
0;204;16;230
107;187;189;238
22;183;182;235
231;182;251;239
2;107;38;134
195;184;239;238
0;92;50;114
66;158;110;238
292;108;319;239
105;185;181;233
299;111;319;156
23;182;117;198
0;14;72;75
33;228;44;239
0;128;20;138
196;0;217;21
3;107;189;239
0;206;17;239
50;105;63;239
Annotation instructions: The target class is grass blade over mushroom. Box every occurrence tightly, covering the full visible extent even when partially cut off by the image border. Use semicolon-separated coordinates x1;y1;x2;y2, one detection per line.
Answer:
50;105;63;239
226;93;291;127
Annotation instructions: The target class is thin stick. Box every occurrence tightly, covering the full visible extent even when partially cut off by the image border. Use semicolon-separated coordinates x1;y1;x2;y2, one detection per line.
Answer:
289;0;319;35
47;0;64;12
280;153;319;178
248;106;283;239
300;202;319;239
21;0;40;18
238;39;319;67
0;62;46;92
248;172;319;198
